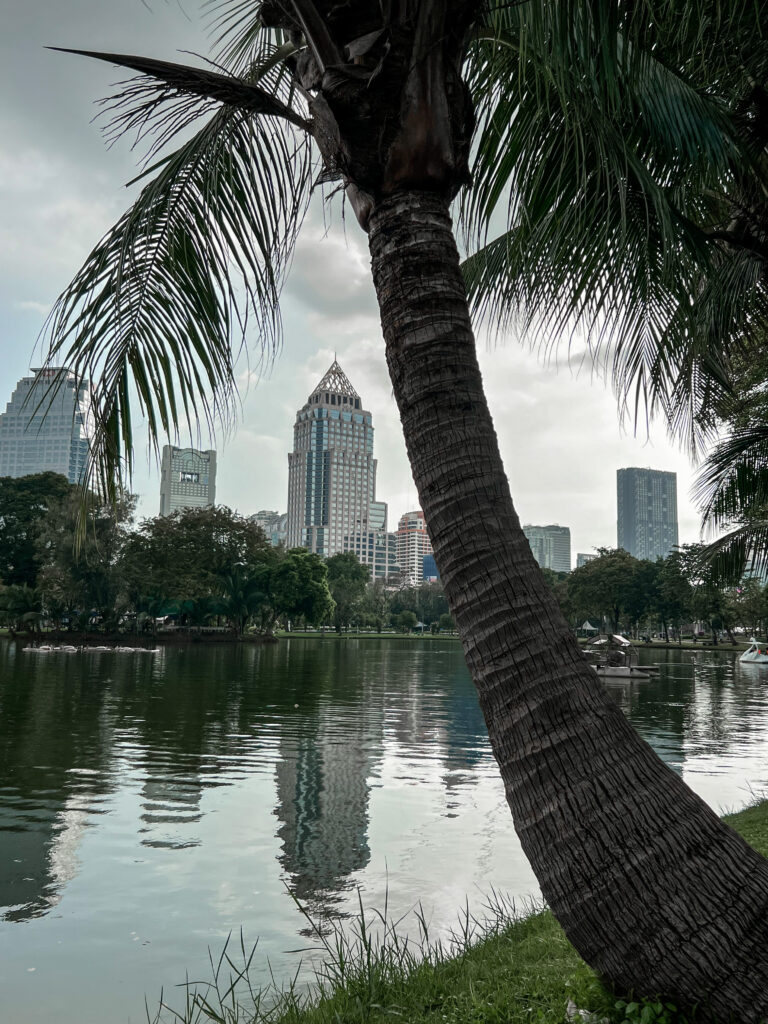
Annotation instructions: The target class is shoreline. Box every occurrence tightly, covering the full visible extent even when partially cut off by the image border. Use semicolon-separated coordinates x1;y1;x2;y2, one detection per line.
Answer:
154;799;768;1024
0;628;757;653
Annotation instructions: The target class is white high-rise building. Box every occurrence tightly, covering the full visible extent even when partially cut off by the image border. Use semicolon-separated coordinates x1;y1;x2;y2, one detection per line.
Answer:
396;510;433;585
286;360;392;577
159;446;216;515
523;524;572;573
0;369;92;483
251;509;288;547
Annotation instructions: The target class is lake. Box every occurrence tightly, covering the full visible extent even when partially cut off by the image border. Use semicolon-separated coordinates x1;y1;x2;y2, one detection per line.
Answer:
1;638;767;1023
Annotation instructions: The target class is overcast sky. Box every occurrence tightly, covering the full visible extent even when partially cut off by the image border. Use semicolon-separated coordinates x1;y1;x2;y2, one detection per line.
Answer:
0;0;707;565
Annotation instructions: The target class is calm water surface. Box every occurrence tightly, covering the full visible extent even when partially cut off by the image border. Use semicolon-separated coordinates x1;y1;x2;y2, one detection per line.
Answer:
1;638;767;1023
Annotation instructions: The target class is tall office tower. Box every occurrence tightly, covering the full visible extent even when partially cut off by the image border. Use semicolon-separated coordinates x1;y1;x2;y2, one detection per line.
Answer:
0;368;92;483
523;524;572;573
617;467;678;560
287;360;383;567
252;509;288;547
159;445;216;515
576;552;597;569
396;510;434;585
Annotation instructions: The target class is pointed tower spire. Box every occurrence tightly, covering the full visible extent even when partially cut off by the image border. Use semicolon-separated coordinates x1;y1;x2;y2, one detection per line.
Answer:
309;359;359;400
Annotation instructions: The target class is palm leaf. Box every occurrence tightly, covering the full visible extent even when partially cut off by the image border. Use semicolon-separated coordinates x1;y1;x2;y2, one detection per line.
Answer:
43;44;314;501
461;0;767;452
699;520;768;584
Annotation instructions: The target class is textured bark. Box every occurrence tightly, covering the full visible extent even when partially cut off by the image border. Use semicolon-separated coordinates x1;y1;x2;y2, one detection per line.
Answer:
368;190;768;1023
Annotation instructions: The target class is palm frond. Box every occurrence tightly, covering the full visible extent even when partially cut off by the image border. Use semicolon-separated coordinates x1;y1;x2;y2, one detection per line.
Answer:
43;45;314;502
50;47;310;129
699;519;768;585
461;0;768;451
696;424;768;525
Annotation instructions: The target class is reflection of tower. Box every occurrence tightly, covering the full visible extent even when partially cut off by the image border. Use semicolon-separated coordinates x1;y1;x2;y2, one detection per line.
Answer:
138;771;203;850
0;644;113;923
274;673;384;910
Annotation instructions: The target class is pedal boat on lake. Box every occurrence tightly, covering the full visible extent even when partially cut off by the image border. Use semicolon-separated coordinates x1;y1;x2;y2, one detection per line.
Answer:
585;634;654;680
740;640;768;664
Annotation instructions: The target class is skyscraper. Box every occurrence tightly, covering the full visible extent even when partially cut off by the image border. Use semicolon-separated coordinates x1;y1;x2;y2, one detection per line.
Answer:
522;524;571;573
576;552;597;569
396;510;434;585
0;368;92;483
159;445;216;515
287;360;391;576
251;510;288;546
617;467;678;560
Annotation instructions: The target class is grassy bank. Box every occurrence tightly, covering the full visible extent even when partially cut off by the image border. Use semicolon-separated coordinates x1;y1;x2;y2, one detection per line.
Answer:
153;801;768;1024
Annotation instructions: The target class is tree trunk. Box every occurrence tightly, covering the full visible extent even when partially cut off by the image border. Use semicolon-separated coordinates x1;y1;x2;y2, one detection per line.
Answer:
368;189;768;1022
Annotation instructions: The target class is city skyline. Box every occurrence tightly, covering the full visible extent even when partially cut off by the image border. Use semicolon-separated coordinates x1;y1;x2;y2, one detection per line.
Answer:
0;362;701;567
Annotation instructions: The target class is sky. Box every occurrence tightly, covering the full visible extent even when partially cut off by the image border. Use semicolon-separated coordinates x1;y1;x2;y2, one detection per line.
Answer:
0;0;707;566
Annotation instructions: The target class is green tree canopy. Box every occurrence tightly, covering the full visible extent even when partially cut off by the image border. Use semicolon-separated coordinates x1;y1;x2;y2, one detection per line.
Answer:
325;552;370;632
120;506;270;605
0;473;75;587
271;548;334;628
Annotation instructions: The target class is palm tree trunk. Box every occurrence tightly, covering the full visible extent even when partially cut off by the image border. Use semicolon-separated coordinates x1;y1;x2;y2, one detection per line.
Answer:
368;189;768;1022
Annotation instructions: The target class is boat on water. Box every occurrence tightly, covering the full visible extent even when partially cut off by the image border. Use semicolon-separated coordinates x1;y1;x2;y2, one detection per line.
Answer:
585;634;654;680
739;640;768;664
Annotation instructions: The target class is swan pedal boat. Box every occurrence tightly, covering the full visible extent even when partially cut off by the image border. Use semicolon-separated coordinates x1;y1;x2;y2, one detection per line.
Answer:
740;641;768;664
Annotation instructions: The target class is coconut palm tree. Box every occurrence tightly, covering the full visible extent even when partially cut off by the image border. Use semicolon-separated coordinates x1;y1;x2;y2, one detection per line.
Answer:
694;342;768;583
44;3;768;1018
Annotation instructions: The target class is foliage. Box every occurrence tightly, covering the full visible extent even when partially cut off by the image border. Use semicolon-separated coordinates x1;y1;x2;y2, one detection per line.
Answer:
695;341;768;583
615;998;684;1024
36;488;135;630
389;583;449;627
119;505;270;605
0;584;43;632
675;543;738;643
0;472;75;587
568;549;645;632
325;552;369;633
270;548;334;630
395;610;418;634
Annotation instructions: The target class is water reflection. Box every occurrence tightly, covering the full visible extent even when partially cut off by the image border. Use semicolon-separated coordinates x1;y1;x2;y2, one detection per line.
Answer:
1;639;768;1024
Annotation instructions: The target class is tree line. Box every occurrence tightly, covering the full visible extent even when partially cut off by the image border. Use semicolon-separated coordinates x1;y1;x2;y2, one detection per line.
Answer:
542;547;768;643
0;473;457;637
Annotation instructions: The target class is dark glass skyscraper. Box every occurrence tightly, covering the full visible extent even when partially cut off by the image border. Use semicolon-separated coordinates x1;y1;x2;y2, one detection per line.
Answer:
617;467;678;560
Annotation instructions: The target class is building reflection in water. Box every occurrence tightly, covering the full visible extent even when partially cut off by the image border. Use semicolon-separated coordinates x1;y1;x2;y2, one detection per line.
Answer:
0;644;114;922
273;642;386;915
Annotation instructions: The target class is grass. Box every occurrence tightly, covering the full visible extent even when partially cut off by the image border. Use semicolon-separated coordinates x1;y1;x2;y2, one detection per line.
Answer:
149;801;768;1024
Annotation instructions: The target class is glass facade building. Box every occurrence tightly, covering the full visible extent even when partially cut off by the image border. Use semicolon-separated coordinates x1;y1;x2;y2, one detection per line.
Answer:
0;368;92;484
617;467;678;561
287;361;394;577
522;524;572;573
